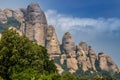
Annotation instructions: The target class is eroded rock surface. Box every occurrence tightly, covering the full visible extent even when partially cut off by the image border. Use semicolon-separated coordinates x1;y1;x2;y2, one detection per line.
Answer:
98;52;119;73
25;3;47;46
46;25;61;59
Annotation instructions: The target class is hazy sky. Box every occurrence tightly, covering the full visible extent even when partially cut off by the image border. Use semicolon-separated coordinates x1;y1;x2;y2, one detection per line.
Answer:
0;0;120;67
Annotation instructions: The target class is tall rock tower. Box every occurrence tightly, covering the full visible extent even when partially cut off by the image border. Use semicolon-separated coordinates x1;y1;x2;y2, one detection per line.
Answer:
25;3;47;46
62;32;78;73
46;25;61;59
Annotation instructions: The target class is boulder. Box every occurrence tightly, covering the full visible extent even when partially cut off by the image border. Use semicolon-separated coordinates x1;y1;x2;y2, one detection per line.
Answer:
55;63;64;74
66;58;78;73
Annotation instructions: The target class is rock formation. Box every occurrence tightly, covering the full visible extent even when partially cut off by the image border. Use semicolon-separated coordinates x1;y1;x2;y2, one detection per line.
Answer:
46;25;61;59
98;52;119;73
62;32;76;55
0;9;7;24
55;63;64;74
60;54;67;65
88;46;97;71
77;42;92;71
62;32;78;73
25;3;47;46
3;8;13;17
79;41;88;54
0;3;119;74
13;8;26;34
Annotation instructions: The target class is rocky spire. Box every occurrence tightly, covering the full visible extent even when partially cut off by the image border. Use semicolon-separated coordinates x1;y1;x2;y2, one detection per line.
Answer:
77;42;92;72
98;52;119;73
25;3;47;46
62;32;78;73
88;46;97;71
46;25;61;59
79;41;88;54
62;32;76;54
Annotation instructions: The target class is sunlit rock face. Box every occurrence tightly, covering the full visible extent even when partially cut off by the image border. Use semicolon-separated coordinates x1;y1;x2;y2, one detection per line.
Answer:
77;42;92;72
25;3;47;46
98;52;119;73
62;32;78;73
3;8;13;17
46;25;61;59
79;41;89;55
55;63;64;74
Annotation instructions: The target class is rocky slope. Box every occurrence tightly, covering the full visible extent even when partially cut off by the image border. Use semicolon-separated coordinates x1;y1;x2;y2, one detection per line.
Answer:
0;3;119;74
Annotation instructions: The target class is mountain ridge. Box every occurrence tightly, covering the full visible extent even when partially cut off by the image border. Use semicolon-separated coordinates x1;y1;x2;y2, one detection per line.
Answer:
0;3;119;75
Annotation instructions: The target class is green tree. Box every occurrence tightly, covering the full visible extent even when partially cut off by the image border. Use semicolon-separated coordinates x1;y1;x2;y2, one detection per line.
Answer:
0;29;57;80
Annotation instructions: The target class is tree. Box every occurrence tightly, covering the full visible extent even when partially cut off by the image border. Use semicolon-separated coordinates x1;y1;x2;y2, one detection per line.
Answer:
0;29;57;79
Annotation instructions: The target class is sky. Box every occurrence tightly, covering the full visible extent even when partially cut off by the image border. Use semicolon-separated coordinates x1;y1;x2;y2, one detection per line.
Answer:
0;0;120;67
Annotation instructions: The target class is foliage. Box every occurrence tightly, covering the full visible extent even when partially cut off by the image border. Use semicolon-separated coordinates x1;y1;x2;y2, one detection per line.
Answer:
0;17;21;32
0;29;57;80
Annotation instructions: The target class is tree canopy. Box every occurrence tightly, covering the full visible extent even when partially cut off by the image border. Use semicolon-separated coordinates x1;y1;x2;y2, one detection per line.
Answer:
0;29;57;80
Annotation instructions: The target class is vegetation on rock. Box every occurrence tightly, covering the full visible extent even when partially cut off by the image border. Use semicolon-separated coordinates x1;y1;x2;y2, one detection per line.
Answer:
0;17;21;32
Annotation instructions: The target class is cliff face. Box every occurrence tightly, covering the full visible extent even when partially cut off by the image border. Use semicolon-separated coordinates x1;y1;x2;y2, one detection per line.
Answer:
98;52;119;73
25;3;47;46
46;25;61;59
0;3;119;74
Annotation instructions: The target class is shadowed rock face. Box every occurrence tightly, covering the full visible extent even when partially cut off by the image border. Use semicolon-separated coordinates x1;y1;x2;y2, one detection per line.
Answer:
88;46;97;71
25;3;47;46
13;8;26;34
27;3;47;25
98;52;119;73
46;25;61;59
0;9;7;24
